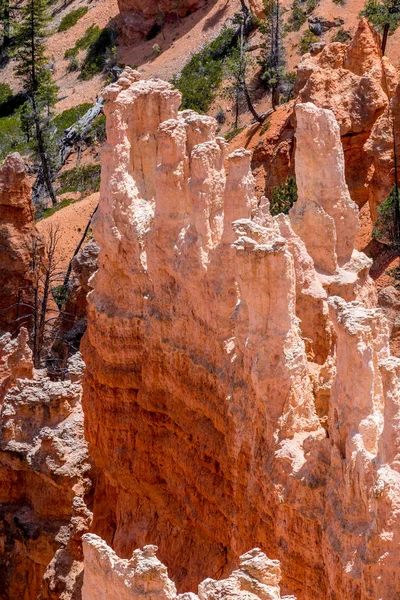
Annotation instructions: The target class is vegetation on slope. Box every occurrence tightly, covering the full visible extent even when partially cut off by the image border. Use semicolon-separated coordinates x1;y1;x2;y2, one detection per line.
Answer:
171;25;237;113
58;7;88;33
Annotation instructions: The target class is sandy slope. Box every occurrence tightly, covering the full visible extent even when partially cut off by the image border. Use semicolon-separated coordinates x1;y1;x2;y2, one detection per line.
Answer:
36;192;99;268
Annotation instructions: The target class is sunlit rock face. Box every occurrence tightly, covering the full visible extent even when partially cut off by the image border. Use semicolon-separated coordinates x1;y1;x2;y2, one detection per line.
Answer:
81;68;400;600
81;536;293;600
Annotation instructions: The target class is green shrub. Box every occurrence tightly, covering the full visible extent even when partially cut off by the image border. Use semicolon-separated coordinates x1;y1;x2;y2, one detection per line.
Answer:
373;186;400;246
333;0;345;5
57;164;101;195
0;83;13;106
270;176;298;215
58;6;88;32
79;26;117;79
172;26;236;113
332;27;352;42
224;127;244;141
0;114;29;161
259;121;271;136
52;103;92;134
64;25;102;59
286;1;307;31
286;0;319;32
51;284;68;308
299;29;320;53
39;197;76;220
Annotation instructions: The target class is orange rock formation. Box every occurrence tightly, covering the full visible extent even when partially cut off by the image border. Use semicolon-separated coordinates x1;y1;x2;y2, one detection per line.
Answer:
253;19;399;219
81;538;295;600
80;69;400;599
0;153;43;334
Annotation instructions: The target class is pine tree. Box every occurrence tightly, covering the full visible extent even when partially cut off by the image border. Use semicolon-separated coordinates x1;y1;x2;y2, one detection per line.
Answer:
360;0;400;53
0;0;11;53
14;0;58;205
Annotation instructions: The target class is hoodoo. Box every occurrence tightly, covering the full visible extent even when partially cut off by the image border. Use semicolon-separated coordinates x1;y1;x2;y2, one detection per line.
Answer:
80;69;400;599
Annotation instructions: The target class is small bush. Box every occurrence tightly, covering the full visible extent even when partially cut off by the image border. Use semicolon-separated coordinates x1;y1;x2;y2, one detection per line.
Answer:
39;197;76;220
286;1;307;31
58;7;88;33
373;186;400;247
172;26;236;113
299;30;320;53
57;164;101;195
152;43;162;56
52;284;68;308
286;0;319;32
259;121;271;136
332;27;352;43
52;103;92;134
64;25;102;59
224;127;244;141
0;83;13;106
333;0;345;5
79;26;117;80
270;176;298;215
0;114;29;161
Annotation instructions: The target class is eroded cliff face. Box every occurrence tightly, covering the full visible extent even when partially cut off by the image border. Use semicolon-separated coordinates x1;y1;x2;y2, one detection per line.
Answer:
0;334;91;599
0;153;43;334
81;69;400;600
296;18;399;219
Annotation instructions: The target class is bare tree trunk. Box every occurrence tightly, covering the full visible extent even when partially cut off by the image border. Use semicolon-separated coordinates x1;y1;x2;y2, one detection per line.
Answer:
382;22;390;54
63;204;98;290
31;93;57;206
239;14;262;124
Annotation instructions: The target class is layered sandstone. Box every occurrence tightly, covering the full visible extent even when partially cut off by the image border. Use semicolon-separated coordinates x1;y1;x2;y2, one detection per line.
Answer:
0;153;43;334
82;537;294;600
81;69;400;600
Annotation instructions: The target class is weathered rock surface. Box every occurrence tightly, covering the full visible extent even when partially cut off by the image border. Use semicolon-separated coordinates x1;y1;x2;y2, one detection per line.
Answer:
80;69;400;600
0;336;91;600
117;0;206;42
0;153;43;334
82;538;293;600
296;18;399;219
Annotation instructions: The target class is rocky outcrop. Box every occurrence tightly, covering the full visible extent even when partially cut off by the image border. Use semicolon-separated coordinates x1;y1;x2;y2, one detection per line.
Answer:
117;0;206;43
0;153;43;334
82;538;294;600
295;18;399;219
81;69;400;599
0;334;91;600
